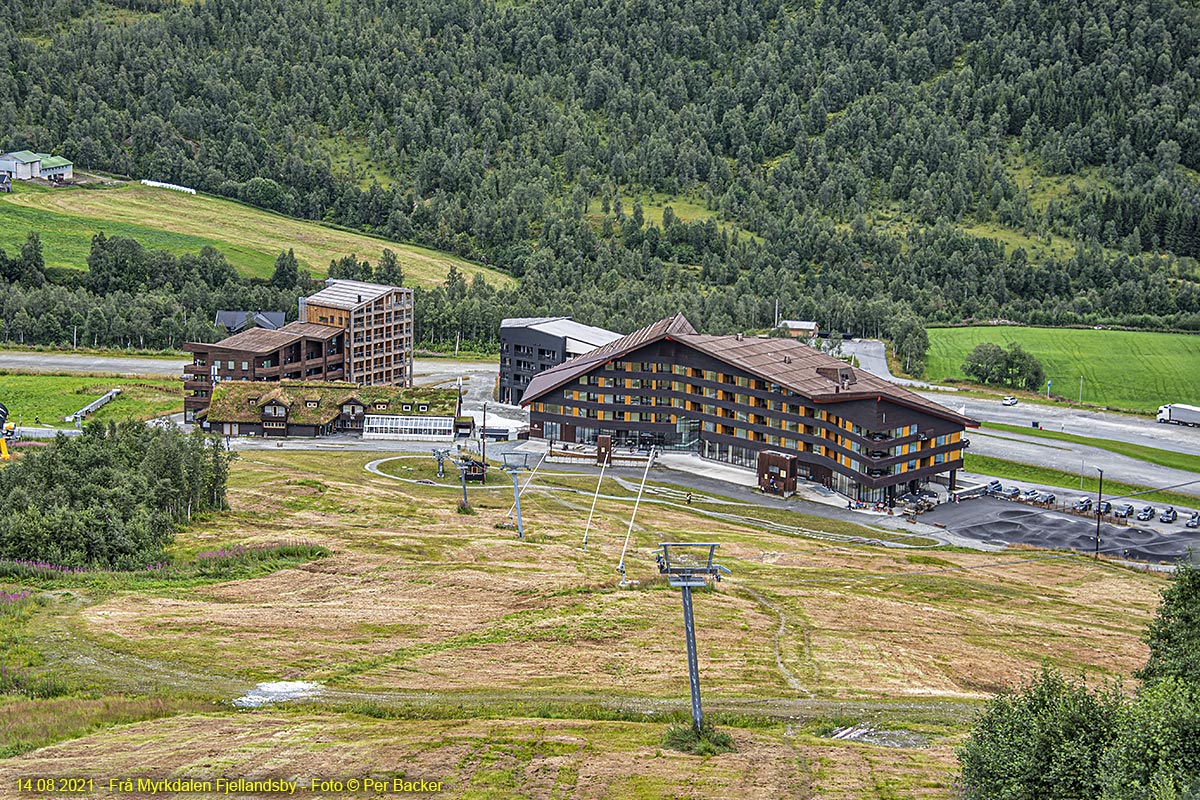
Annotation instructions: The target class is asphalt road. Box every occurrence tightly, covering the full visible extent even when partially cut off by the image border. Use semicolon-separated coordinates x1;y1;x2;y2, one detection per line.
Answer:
838;339;955;390
837;338;1200;457
925;393;1200;457
0;351;186;376
968;428;1200;499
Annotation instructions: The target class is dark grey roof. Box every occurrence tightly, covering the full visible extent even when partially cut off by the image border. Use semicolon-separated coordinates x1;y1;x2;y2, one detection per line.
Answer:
214;310;286;333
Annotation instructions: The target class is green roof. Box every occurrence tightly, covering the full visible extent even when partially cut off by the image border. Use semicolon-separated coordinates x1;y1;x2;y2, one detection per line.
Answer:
205;381;460;425
38;155;72;169
6;150;40;163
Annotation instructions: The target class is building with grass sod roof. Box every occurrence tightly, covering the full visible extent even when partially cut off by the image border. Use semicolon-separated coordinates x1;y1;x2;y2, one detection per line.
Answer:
185;279;414;422
202;381;461;439
521;313;978;503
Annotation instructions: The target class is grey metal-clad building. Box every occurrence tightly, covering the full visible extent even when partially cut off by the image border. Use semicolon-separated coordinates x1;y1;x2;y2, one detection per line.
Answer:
498;317;622;404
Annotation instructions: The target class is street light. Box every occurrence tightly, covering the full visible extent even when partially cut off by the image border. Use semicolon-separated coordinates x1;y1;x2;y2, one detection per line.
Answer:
1094;468;1104;560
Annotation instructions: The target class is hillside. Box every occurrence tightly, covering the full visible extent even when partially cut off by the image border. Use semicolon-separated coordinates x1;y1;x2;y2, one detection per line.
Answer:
3;0;1200;349
0;450;1166;795
926;326;1200;411
0;181;513;289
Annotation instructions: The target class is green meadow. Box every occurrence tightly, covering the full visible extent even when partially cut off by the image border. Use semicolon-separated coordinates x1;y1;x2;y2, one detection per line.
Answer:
0;372;182;428
0;181;512;289
926;326;1200;412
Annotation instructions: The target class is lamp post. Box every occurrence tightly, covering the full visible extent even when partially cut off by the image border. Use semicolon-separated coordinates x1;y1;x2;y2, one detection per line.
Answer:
1079;376;1083;405
1094;468;1104;560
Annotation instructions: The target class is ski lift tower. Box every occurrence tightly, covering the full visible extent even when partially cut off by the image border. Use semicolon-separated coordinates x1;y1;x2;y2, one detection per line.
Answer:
452;455;483;509
655;542;730;733
501;451;529;539
432;447;453;479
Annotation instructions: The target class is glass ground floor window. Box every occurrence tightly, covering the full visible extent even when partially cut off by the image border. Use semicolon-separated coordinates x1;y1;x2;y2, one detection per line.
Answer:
699;439;760;468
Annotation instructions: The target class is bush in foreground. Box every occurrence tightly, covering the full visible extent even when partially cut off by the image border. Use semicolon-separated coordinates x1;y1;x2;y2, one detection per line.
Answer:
958;563;1200;798
0;422;234;569
663;723;736;756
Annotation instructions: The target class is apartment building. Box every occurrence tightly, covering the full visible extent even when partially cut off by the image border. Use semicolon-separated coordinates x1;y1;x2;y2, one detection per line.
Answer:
184;279;412;421
521;314;978;503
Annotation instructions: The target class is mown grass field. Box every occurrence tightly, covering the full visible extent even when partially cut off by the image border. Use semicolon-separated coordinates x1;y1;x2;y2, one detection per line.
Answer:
0;449;1168;797
0;181;513;288
0;372;181;428
926;326;1200;412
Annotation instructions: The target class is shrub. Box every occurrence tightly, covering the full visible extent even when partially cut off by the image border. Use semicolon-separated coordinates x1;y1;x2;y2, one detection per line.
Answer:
956;666;1122;799
1100;678;1200;799
663;723;737;756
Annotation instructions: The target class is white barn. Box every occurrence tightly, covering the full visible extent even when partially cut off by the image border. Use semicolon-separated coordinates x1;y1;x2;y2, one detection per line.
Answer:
0;151;74;181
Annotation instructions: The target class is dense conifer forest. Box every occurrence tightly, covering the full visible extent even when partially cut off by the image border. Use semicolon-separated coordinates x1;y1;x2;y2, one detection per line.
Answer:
2;0;1200;360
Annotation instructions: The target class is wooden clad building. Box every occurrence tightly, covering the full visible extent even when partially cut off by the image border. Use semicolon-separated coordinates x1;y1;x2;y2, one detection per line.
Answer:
299;279;414;388
521;314;978;503
184;279;414;421
183;322;346;422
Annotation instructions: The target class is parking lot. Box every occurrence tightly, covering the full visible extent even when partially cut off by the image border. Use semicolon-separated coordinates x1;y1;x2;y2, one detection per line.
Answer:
924;496;1200;564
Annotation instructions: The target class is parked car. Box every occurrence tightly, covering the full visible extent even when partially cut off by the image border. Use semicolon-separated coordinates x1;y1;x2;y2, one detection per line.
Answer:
1001;486;1021;499
1097;501;1112;515
1160;507;1178;523
1072;497;1093;512
1037;492;1057;504
1187;512;1200;529
985;479;1003;495
1002;396;1019;406
1020;489;1040;502
1114;503;1135;518
1137;506;1156;521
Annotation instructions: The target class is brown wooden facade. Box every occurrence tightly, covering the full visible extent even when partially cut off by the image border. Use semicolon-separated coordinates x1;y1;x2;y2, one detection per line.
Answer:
183;324;345;422
522;316;976;503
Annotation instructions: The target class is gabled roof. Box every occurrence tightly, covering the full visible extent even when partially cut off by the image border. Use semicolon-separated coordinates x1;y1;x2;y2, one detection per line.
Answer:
38;155;72;169
521;314;976;427
521;313;696;401
306;279;399;310
206;327;304;353
682;335;976;425
189;320;341;353
4;151;40;163
214;310;287;333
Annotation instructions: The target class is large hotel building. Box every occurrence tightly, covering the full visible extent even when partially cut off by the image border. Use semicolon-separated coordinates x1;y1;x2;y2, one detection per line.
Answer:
521;314;977;502
183;279;413;422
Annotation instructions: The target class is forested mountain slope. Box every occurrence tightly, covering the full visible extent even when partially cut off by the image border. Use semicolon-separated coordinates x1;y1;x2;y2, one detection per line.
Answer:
2;0;1200;358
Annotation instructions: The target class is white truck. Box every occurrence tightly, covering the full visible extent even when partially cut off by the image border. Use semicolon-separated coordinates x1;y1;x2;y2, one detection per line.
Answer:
1157;403;1200;426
